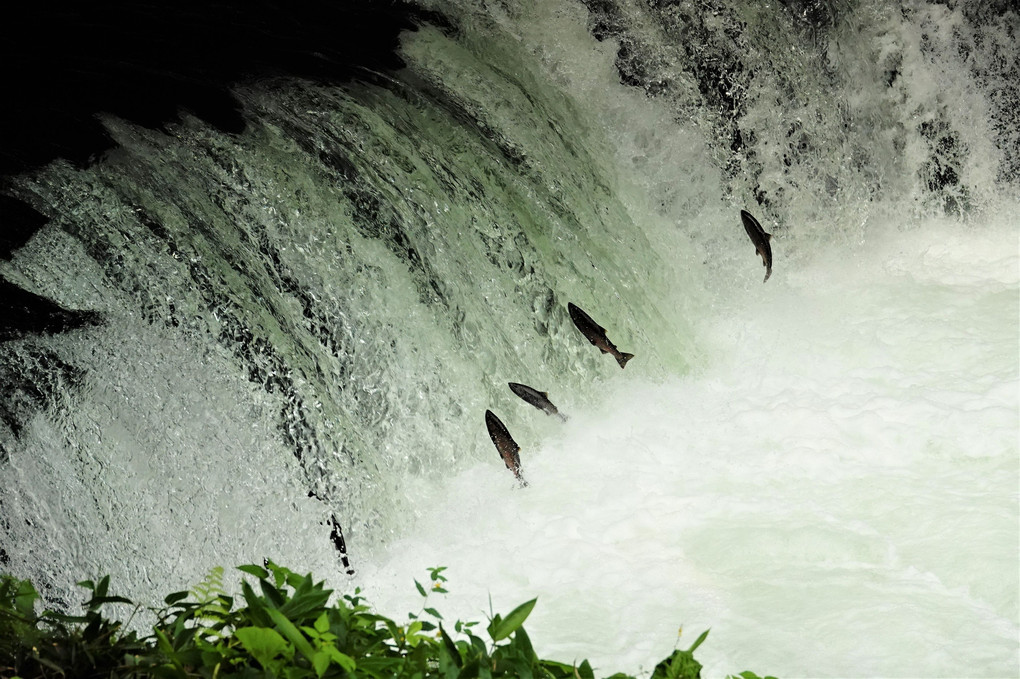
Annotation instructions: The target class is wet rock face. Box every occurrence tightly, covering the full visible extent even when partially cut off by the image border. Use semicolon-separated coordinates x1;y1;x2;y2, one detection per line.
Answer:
0;278;103;344
580;2;752;138
0;343;85;457
0;196;48;261
579;0;765;207
587;1;732;103
0;0;451;479
777;0;841;29
0;196;104;344
579;0;1018;216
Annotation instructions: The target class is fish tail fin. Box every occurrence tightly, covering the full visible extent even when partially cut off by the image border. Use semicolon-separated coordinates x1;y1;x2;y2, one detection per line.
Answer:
558;413;569;423
616;352;635;369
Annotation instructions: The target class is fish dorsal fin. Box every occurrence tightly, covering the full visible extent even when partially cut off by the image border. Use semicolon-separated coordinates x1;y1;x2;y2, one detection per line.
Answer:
541;391;549;398
765;232;772;241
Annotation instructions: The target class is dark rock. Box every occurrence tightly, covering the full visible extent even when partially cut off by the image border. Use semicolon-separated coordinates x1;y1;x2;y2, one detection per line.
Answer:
0;276;102;342
0;196;48;260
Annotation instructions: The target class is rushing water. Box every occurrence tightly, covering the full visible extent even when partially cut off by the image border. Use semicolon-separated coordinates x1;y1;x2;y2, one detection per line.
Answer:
357;213;1019;677
1;1;1017;677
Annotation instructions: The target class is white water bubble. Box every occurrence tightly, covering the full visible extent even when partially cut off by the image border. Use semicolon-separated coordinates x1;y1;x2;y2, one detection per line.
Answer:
357;216;1019;678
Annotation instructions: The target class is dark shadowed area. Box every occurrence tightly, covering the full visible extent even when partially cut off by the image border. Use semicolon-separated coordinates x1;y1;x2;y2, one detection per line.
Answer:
0;0;450;177
0;0;451;339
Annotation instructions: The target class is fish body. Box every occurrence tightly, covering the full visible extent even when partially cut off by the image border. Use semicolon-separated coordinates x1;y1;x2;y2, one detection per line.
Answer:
740;209;773;283
508;382;568;421
307;490;355;575
327;514;355;575
485;409;527;485
568;302;634;369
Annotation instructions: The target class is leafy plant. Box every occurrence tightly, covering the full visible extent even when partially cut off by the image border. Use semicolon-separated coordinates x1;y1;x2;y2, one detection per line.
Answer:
1;572;149;677
0;562;775;679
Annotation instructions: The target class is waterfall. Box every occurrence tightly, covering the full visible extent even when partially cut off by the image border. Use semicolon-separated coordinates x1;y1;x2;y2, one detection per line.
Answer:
2;1;1016;676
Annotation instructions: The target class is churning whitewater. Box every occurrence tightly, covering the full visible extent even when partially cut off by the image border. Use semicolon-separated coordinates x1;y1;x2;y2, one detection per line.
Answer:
357;214;1019;677
0;0;1017;677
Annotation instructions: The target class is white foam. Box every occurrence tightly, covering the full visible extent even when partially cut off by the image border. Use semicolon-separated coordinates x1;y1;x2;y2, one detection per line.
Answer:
356;216;1019;678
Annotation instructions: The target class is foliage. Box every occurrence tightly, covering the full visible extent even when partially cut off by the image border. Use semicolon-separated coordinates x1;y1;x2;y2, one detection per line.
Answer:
0;562;774;679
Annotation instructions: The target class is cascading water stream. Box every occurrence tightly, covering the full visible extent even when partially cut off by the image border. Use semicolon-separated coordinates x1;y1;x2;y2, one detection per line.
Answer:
1;1;1017;676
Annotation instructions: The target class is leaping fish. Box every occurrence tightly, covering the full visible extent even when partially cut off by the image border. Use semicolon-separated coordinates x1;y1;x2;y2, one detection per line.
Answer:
485;409;527;486
740;209;773;283
568;302;634;369
508;382;568;422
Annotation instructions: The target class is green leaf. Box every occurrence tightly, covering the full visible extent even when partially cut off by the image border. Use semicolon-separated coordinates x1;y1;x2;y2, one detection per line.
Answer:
488;598;537;642
237;564;269;579
12;578;39;617
314;611;330;634
513;626;536;660
94;575;110;599
650;646;704;679
384;618;403;646
259;578;285;607
267;606;316;661
458;658;482;679
312;649;331;677
486;613;502;640
89;595;135;606
153;628;185;672
240;580;271;627
327;646;357;672
164;591;190;606
688;628;710;653
235;626;291;669
0;562;754;679
436;623;461;664
278;585;333;623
